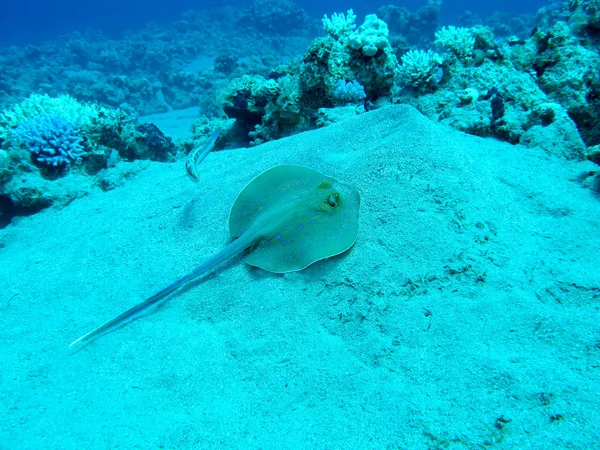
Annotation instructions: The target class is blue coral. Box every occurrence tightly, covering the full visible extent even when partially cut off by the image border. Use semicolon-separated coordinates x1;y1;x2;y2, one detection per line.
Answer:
14;115;86;167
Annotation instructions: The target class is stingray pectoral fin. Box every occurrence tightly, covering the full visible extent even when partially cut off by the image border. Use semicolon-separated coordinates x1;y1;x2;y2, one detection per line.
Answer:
69;231;257;347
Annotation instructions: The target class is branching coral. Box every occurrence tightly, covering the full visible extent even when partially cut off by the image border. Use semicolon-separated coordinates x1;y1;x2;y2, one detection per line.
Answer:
0;93;137;154
322;9;357;39
435;26;476;60
396;50;443;91
0;94;96;142
15;115;87;167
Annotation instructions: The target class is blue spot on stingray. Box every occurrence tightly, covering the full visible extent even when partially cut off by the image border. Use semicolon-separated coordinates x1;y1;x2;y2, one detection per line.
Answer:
276;235;281;239
282;240;287;245
298;225;304;230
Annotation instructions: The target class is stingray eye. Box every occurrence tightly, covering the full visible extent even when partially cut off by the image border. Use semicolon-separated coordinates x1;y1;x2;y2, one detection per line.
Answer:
325;193;340;208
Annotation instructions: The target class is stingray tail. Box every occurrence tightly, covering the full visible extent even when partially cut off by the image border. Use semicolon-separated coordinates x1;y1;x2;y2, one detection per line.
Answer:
69;232;255;347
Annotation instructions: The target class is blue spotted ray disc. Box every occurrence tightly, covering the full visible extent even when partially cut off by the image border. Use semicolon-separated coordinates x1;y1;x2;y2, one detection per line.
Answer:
228;165;360;273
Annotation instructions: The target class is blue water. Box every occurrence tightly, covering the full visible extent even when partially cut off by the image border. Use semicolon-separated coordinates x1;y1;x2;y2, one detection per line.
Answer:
2;0;548;45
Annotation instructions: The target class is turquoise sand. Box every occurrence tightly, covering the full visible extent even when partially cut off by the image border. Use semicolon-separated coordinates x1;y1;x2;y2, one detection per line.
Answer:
1;106;599;447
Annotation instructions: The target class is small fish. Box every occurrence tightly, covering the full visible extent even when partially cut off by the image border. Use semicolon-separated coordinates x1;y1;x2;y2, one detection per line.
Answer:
185;128;220;182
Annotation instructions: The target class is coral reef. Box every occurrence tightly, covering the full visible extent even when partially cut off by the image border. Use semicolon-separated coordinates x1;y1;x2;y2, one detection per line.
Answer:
213;4;600;159
219;9;397;145
507;21;600;147
435;26;477;60
0;94;139;169
396;50;443;92
131;123;177;162
0;94;177;226
392;20;594;160
14;115;86;167
0;2;318;117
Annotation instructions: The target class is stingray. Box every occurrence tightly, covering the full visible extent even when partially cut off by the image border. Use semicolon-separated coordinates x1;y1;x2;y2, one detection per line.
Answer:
70;165;360;347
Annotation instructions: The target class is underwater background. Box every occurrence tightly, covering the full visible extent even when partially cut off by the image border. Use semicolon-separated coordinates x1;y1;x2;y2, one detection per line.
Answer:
1;0;599;448
1;1;549;45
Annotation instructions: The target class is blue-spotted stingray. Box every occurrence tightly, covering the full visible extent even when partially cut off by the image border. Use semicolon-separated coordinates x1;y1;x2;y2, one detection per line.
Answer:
70;165;360;347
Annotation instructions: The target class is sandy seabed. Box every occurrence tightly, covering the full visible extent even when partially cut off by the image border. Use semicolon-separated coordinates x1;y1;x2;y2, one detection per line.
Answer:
1;106;599;448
